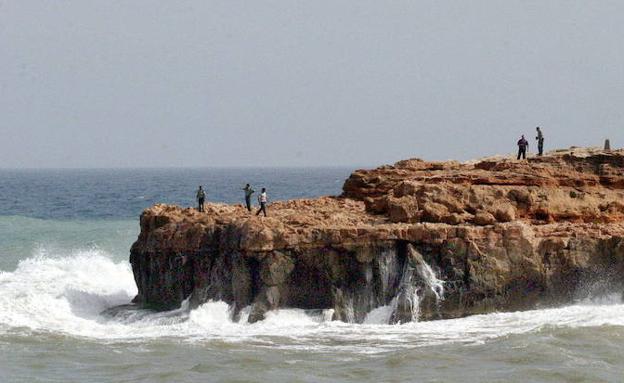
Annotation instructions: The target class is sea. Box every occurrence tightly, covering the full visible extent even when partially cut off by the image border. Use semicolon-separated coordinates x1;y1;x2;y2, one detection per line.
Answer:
1;168;623;383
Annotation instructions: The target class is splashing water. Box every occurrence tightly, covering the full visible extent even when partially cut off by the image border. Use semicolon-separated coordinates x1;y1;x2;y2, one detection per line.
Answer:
376;248;401;300
0;249;623;356
416;260;445;301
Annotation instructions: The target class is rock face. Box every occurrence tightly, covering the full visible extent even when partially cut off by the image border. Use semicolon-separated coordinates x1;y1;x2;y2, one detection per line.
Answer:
130;148;624;323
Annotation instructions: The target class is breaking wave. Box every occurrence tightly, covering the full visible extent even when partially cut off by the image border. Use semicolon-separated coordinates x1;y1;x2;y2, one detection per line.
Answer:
1;249;624;353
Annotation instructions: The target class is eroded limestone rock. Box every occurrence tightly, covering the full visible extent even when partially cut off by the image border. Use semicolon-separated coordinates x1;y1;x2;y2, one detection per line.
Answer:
129;148;624;323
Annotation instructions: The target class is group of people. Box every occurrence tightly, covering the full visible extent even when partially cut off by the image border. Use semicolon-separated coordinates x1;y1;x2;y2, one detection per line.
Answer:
195;184;268;216
516;127;545;160
195;128;545;214
243;184;268;216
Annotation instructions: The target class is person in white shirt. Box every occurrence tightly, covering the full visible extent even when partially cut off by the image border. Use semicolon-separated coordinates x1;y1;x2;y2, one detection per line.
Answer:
256;188;268;217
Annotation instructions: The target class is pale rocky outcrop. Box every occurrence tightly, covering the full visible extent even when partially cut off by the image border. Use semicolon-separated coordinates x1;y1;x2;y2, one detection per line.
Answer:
130;148;624;323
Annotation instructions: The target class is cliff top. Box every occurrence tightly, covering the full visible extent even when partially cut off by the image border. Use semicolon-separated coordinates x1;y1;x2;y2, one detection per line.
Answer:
135;147;624;252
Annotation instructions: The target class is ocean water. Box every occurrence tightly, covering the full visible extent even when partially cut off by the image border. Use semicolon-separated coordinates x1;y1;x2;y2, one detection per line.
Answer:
1;168;623;382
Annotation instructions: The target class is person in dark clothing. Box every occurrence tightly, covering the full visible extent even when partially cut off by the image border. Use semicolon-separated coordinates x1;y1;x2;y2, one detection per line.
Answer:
256;188;268;217
535;127;544;156
517;135;529;160
196;186;205;212
242;184;255;212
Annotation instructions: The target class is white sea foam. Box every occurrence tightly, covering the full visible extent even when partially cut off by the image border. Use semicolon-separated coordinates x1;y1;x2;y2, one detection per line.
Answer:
1;250;624;353
363;305;394;324
0;249;137;336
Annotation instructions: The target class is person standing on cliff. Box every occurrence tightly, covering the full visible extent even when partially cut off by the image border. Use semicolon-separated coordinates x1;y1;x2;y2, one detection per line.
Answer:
256;188;268;217
535;127;544;156
196;185;206;212
517;135;529;160
243;184;255;212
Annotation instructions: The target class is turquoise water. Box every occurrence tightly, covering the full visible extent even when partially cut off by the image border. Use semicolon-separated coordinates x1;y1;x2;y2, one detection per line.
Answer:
1;168;624;382
0;216;136;271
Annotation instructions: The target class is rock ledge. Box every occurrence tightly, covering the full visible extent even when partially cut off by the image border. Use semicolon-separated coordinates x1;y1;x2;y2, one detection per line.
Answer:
130;148;624;323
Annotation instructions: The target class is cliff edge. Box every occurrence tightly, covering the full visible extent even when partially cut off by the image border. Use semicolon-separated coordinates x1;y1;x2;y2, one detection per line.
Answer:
130;148;624;323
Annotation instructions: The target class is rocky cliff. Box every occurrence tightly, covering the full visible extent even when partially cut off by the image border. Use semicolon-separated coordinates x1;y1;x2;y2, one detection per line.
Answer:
130;148;624;323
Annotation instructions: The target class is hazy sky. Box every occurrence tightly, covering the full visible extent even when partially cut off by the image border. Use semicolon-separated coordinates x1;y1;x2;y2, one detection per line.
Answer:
2;1;623;168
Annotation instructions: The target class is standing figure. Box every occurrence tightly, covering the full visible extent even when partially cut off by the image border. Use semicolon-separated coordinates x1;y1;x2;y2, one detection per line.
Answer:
256;188;268;217
535;127;544;156
243;183;255;212
517;135;529;160
196;185;206;212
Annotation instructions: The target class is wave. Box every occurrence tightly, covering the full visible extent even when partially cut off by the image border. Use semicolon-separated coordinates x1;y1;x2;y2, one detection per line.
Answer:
0;249;137;336
1;249;624;353
0;215;138;272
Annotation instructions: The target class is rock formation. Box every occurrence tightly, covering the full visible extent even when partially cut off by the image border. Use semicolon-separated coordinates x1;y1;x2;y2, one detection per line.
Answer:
130;148;624;323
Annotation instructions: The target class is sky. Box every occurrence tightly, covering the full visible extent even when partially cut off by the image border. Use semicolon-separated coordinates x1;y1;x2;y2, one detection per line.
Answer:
2;1;623;168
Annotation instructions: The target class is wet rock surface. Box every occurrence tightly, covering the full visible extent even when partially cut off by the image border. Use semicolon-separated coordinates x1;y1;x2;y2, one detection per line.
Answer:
130;148;624;323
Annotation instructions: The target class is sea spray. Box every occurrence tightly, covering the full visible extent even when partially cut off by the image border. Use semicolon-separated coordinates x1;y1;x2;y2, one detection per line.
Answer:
388;245;445;323
2;248;624;355
416;260;445;302
0;249;136;336
389;261;420;324
377;248;401;302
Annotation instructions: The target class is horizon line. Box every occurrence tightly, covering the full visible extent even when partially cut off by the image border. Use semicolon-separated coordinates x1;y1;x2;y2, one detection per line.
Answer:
0;164;376;171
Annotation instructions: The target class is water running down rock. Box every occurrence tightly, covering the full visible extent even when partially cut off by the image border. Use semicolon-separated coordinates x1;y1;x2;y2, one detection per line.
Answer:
129;148;624;323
